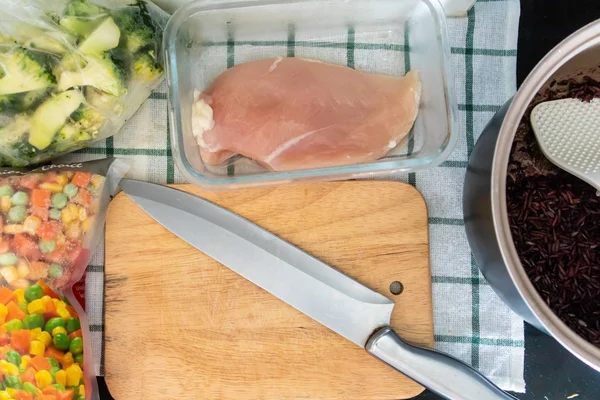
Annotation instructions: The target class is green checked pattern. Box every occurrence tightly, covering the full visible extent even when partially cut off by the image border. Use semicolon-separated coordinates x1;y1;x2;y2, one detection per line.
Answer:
62;0;524;391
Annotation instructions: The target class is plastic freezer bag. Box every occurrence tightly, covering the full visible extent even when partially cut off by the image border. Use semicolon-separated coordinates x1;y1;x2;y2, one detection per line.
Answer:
0;158;127;400
0;0;168;167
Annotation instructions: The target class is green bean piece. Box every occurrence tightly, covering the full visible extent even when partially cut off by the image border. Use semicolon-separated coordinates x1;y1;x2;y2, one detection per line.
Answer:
6;350;21;366
3;319;22;333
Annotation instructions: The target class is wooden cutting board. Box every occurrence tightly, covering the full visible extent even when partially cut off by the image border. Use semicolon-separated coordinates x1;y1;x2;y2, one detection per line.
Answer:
104;181;433;400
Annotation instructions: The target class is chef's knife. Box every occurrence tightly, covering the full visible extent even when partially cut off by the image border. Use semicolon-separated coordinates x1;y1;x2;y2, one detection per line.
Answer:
120;179;515;400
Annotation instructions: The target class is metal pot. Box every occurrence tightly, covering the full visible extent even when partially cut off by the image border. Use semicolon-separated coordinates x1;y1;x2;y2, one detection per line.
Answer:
463;19;600;371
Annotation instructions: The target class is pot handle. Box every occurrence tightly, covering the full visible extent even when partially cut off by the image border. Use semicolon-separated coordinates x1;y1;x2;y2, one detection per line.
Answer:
366;327;516;400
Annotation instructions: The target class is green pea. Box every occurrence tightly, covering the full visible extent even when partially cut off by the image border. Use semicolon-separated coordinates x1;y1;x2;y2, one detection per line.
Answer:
4;319;22;333
69;337;83;355
8;205;27;223
10;191;28;206
47;357;60;369
66;317;80;333
51;193;68;209
0;184;14;197
39;240;56;254
17;302;27;312
74;353;84;365
23;382;37;395
4;375;21;388
63;183;78;199
52;383;66;391
48;264;63;278
0;252;17;266
50;365;60;375
23;314;44;330
6;350;21;366
44;317;66;333
49;208;62;220
53;333;70;351
24;284;43;302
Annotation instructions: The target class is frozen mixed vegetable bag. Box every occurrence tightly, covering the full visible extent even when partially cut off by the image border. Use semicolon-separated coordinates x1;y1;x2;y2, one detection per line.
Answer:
0;0;169;167
0;158;127;400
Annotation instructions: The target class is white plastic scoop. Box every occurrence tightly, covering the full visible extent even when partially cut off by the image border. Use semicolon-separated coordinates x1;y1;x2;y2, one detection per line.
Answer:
530;98;600;191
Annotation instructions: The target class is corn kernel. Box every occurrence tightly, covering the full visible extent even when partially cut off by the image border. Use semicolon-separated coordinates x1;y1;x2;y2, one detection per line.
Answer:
51;326;67;337
78;207;87;222
55;233;66;247
62;352;74;368
41;296;51;304
78;384;85;396
27;299;46;314
91;175;104;188
55;369;66;386
5;388;15;398
13;289;25;303
29;328;42;340
0;390;10;400
0;196;11;213
65;222;80;240
56;300;67;309
38;331;52;348
61;208;73;224
10;279;29;290
3;224;23;235
57;307;71;320
56;175;68;186
29;340;45;356
20;355;31;369
16;262;29;280
65;363;81;386
81;216;93;233
0;304;7;324
22;216;41;236
0;266;17;283
39;183;63;193
0;360;18;376
35;369;53;389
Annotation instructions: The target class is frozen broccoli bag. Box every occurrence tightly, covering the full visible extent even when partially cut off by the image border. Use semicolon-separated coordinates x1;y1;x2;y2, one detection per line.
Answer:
0;158;127;400
0;0;168;167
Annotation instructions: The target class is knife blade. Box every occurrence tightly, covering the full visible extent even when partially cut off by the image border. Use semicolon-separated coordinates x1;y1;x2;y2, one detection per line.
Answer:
120;179;515;400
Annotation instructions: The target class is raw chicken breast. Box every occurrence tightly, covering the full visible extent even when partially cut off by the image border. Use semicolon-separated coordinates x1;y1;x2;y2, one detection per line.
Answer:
191;57;421;171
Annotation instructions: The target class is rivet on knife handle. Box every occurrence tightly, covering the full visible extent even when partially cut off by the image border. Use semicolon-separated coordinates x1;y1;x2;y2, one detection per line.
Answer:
365;327;516;400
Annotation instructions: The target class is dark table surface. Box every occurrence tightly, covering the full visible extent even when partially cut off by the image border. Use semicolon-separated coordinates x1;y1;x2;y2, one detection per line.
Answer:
98;1;600;399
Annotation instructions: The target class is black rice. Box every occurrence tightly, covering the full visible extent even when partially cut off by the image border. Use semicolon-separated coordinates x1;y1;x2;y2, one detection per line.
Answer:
507;72;600;344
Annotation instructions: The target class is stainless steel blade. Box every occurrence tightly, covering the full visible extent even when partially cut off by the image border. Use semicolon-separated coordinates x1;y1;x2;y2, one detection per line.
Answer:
120;179;394;347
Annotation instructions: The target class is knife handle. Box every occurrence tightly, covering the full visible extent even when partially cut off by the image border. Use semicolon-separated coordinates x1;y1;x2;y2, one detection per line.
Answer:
365;327;516;400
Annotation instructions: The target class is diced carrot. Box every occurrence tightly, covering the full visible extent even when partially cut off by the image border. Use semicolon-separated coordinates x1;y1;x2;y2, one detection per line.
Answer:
30;206;49;221
18;176;39;190
0;331;10;346
39;396;57;400
37;281;59;299
0;238;7;254
68;330;82;341
56;389;74;400
37;221;62;241
42;386;58;395
29;261;49;280
15;390;34;400
43;300;59;320
31;354;52;371
71;172;91;188
44;347;64;364
44;246;66;265
10;330;30;354
66;306;77;319
12;234;42;261
75;189;91;207
31;189;51;208
42;172;57;183
0;287;15;305
21;367;36;384
6;301;25;321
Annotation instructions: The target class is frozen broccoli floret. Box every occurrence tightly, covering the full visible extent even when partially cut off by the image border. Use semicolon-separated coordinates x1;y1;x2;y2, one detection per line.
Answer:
15;25;67;55
78;17;120;55
112;1;160;54
70;104;105;134
132;52;162;82
57;52;126;96
0;89;50;114
64;0;108;18
59;16;101;38
29;89;84;150
0;95;18;114
0;114;31;149
53;123;93;153
0;48;56;95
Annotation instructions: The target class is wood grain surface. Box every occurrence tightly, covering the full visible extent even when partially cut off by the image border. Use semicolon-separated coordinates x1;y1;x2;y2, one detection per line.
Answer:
104;181;433;400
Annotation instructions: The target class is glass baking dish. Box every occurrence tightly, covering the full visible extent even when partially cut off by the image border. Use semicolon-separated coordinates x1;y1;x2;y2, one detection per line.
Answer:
164;0;457;189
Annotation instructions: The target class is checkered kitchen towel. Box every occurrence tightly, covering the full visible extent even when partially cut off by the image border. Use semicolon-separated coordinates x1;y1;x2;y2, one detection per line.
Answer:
62;0;525;393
